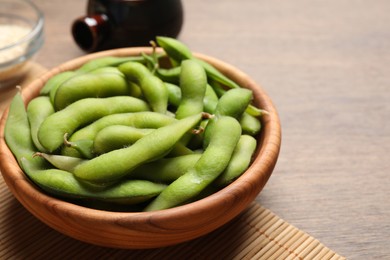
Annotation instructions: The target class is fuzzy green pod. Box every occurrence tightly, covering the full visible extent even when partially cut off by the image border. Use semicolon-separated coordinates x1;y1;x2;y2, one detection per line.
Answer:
93;126;154;155
145;116;242;211
73;113;204;184
175;59;207;119
40;71;77;96
156;36;193;62
53;71;130;110
119;61;169;114
20;158;166;205
76;56;145;73
38;96;150;152
61;111;176;157
214;135;257;187
203;88;253;148
26;96;55;152
131;154;202;183
4;92;46;171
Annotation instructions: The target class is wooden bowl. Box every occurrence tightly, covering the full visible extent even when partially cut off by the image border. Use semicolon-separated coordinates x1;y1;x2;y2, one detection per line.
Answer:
0;47;281;249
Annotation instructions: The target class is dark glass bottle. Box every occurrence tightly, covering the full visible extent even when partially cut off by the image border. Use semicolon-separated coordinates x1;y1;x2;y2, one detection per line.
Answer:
72;0;183;52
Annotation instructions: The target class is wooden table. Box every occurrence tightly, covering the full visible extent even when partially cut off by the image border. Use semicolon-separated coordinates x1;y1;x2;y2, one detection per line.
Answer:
6;0;390;258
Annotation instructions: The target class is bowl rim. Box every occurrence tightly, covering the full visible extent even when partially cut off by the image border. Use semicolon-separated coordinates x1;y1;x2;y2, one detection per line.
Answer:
0;47;281;247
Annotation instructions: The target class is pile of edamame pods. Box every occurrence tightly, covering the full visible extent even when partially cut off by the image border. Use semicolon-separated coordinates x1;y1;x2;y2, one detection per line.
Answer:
5;37;267;212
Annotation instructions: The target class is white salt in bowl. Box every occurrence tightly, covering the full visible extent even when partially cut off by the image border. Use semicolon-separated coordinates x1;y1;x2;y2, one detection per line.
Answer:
0;0;44;89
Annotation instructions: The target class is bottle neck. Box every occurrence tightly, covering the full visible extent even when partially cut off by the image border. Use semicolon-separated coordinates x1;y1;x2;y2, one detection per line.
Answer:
71;14;110;52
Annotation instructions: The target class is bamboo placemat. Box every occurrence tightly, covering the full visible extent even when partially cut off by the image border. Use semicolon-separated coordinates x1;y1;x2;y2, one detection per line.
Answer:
0;63;345;259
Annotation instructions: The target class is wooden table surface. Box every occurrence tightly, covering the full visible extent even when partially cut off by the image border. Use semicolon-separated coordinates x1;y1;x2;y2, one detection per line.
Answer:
6;0;390;259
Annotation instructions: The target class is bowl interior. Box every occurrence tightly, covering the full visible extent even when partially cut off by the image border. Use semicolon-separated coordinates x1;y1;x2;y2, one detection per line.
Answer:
0;48;281;248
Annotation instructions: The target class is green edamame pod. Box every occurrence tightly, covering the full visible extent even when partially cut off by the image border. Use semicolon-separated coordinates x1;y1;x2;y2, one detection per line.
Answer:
94;125;193;157
206;79;269;117
40;71;77;96
156;36;193;62
131;154;202;183
64;137;95;159
203;88;253;147
155;66;181;84
88;66;123;75
165;83;218;114
195;58;241;89
245;104;269;117
5;92;48;171
144;116;242;211
240;112;262;136
34;152;86;172
61;111;176;157
156;36;241;89
26;96;55;152
76;56;145;73
74;113;205;184
53;71;130;110
165;82;181;107
128;81;143;98
38;96;150;152
176;59;207;119
90;67;144;98
141;52;158;73
214;135;257;187
20;158;166;205
119;61;169;114
213;88;253;117
203;84;219;113
94;126;154;155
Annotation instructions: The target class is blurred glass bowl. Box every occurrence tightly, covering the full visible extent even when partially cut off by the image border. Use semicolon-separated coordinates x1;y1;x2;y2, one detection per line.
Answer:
0;0;44;89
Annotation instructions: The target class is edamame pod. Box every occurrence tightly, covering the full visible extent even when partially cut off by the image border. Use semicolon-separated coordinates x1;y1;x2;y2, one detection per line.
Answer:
144;116;242;211
93;126;154;155
53;71;130;110
74;113;205;184
156;36;193;62
119;61;169;114
165;82;182;107
240;112;262;136
203;88;253;147
165;83;218;114
94;125;193;157
195;58;241;89
176;59;207;119
62;111;176;157
40;71;77;96
5;92;48;171
26;96;55;152
88;66;123;75
156;36;241;89
63;134;95;159
76;56;145;73
213;88;253;118
203;84;219;113
131;154;202;183
214;135;257;187
34;152;86;172
155;66;181;84
38;96;150;152
20;158;167;205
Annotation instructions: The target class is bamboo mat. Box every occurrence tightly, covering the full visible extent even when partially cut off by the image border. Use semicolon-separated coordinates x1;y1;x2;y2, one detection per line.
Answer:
0;64;345;259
